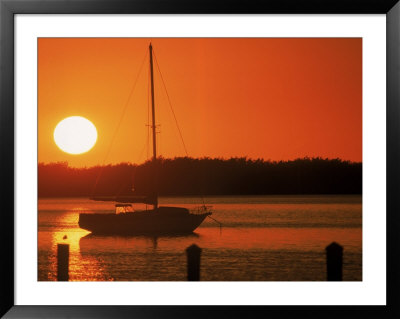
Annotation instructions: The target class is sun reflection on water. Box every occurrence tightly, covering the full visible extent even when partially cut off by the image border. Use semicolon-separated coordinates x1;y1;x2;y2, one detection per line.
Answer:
42;211;114;281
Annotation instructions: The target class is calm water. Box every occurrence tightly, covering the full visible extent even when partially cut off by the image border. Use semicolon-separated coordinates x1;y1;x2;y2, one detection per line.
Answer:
38;195;362;281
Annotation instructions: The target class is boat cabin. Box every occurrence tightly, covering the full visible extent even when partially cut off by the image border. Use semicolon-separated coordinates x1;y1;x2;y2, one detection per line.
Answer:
115;204;134;214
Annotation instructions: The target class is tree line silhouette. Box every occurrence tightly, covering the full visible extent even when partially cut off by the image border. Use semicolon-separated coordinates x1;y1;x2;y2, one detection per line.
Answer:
38;157;362;198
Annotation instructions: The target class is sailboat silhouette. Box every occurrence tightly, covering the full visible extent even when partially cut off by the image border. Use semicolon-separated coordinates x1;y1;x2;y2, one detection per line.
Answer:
79;43;212;235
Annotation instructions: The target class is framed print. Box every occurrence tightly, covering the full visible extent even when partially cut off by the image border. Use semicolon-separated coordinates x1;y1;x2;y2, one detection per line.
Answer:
1;0;400;318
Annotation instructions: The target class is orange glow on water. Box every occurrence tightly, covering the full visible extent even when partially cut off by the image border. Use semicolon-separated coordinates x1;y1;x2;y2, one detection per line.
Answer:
38;196;362;281
39;226;361;281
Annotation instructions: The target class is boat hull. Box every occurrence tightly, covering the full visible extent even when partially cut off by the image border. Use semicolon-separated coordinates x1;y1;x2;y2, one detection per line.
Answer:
79;206;210;235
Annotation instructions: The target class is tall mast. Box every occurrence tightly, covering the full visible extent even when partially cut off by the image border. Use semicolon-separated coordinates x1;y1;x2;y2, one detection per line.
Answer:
149;43;158;209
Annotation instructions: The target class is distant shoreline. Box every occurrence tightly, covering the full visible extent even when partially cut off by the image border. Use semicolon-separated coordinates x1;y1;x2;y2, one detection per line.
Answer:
38;157;362;197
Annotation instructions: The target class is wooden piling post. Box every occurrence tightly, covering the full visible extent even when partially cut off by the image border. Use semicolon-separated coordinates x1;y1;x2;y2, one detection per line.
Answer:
57;243;69;281
326;242;343;281
186;244;202;281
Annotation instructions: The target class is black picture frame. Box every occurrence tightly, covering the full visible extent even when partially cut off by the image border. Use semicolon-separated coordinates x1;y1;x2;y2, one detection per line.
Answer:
1;0;399;318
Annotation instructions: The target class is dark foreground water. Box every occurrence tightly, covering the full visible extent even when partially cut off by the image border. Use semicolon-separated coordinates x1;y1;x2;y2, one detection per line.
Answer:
38;195;362;281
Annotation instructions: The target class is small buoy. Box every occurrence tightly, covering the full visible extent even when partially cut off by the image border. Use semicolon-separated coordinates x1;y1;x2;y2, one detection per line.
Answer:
63;235;68;240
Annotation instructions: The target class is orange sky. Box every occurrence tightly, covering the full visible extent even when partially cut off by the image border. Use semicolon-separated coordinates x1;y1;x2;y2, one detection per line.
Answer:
38;38;362;167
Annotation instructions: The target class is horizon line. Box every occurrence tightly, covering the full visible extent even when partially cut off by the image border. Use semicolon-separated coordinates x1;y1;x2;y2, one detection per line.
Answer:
38;155;362;168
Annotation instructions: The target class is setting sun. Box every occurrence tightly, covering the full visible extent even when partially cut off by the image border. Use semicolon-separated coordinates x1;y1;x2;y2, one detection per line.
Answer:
54;116;97;155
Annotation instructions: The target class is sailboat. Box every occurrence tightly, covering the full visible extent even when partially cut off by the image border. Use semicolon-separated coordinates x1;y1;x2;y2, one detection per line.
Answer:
78;43;212;235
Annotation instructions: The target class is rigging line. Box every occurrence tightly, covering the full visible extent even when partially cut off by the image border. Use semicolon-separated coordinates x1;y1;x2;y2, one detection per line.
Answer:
136;130;149;167
130;65;150;180
124;140;147;195
126;55;151;194
207;215;223;235
153;50;189;157
207;215;223;228
153;49;207;206
91;50;149;196
147;60;151;160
